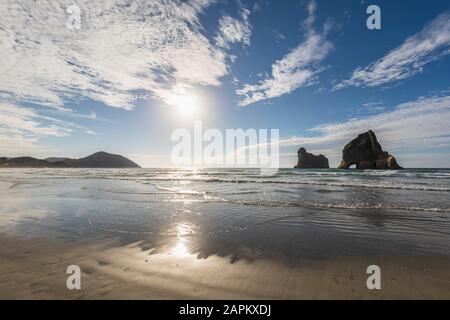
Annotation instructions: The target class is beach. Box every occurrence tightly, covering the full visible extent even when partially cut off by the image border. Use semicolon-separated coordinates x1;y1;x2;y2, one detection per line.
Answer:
0;168;449;299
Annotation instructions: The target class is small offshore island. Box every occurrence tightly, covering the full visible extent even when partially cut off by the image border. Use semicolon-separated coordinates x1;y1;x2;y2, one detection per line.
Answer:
295;130;402;169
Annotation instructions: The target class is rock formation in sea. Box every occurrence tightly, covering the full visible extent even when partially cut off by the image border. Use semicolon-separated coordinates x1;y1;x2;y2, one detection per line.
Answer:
337;130;402;170
0;151;140;168
294;147;330;169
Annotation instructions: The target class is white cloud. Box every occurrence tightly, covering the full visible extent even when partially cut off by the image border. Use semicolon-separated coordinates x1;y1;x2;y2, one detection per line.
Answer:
0;103;79;155
216;8;252;49
335;12;450;90
277;93;450;167
356;101;385;114
0;102;102;155
0;0;232;110
0;104;72;138
236;0;333;106
273;30;286;42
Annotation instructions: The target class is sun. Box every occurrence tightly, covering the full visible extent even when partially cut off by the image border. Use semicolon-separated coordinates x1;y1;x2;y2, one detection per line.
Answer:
167;93;199;116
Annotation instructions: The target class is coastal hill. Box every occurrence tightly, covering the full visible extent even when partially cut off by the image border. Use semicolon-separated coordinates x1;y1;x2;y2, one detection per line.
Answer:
0;151;140;168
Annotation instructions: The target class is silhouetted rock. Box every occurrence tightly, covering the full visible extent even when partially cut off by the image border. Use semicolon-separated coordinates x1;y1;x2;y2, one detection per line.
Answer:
294;148;329;169
337;130;402;170
0;152;140;168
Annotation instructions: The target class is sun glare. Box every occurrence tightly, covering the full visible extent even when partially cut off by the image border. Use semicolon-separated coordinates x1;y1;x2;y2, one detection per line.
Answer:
169;223;195;257
168;93;199;117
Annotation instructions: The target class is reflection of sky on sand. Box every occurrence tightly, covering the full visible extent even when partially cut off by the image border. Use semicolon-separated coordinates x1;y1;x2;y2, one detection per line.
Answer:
0;181;51;230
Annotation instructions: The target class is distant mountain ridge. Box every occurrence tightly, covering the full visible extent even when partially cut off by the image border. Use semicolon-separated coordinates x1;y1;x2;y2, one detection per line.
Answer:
45;157;70;163
0;152;140;168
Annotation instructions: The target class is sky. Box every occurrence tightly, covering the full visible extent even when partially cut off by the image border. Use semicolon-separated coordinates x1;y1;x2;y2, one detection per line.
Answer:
1;0;450;168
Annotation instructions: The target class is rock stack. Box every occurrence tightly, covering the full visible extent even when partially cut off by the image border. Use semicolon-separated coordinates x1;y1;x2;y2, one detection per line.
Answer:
294;148;329;169
337;130;402;170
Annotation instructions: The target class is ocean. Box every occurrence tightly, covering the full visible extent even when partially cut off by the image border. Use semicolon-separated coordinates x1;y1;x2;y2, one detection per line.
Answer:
1;167;449;261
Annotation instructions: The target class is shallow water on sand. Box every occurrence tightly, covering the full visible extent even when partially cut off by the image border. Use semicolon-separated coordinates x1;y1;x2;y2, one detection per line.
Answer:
0;168;449;263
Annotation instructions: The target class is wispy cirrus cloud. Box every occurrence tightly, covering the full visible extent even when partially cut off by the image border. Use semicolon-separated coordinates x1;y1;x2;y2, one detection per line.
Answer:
277;93;450;166
354;101;385;115
0;102;100;155
0;104;73;138
216;8;252;49
0;0;242;111
335;12;450;90
236;1;333;106
0;103;79;155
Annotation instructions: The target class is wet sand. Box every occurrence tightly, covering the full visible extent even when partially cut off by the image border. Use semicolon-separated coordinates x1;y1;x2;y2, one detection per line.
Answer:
1;168;450;299
1;234;449;299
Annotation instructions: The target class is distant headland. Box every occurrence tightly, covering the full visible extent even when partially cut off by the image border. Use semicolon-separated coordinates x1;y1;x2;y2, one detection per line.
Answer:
0;151;140;168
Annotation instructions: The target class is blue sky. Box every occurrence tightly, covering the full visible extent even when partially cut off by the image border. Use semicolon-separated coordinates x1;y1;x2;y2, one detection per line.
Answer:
1;0;450;167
